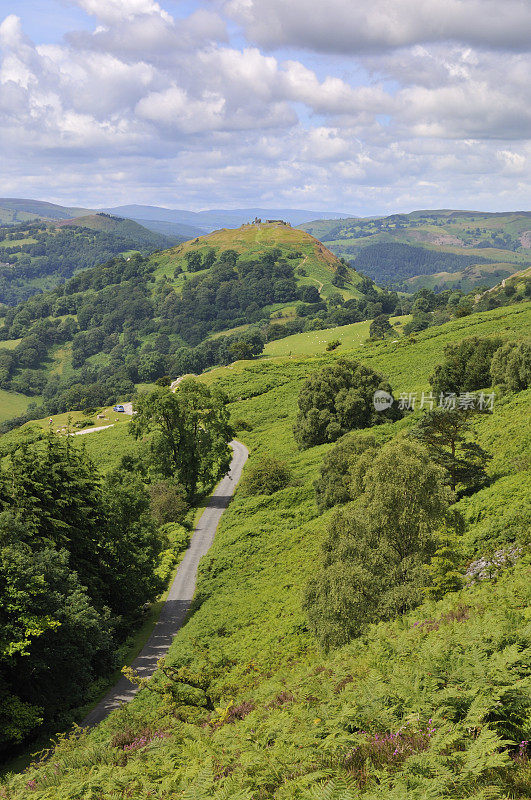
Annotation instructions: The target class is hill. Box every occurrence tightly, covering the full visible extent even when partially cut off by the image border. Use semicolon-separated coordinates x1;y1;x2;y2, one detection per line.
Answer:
0;197;91;222
3;301;530;796
56;212;180;249
0;216;179;305
300;210;531;292
152;221;362;300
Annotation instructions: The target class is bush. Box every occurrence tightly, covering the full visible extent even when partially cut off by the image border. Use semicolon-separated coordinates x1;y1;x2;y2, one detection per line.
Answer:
147;481;189;524
293;359;402;449
232;418;253;431
490;341;530;392
240;455;291;496
326;339;341;351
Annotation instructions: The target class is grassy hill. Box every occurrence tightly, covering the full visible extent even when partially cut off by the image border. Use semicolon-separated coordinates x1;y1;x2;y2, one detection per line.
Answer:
0;198;91;222
3;301;530;797
300;210;531;292
57;213;180;248
151;221;362;301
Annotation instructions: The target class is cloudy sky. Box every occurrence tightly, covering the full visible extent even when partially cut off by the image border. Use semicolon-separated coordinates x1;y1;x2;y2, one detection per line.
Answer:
0;0;529;214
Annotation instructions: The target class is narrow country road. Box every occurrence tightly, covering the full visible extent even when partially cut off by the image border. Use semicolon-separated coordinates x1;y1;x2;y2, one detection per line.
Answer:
82;439;249;727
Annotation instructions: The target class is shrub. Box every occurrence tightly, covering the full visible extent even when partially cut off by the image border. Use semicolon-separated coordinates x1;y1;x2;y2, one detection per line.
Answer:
490;341;531;392
148;480;189;524
293;359;401;449
240;455;291;496
232;418;253;431
326;339;341;351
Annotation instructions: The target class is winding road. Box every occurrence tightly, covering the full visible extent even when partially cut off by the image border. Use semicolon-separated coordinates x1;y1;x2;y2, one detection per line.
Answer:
82;439;249;727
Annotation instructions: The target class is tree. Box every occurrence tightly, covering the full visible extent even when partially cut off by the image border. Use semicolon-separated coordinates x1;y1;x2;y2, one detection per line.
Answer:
314;432;377;511
0;506;116;752
490;341;530;392
430;336;503;395
304;440;452;650
185;251;203;272
409;408;490;495
131;381;233;498
293;359;401;449
369;314;394;339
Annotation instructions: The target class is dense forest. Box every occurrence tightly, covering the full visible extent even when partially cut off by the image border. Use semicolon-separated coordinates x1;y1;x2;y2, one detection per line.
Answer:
353;242;492;284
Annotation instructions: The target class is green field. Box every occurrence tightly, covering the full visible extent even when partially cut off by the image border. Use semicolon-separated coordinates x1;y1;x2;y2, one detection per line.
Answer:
7;301;530;799
0;388;35;423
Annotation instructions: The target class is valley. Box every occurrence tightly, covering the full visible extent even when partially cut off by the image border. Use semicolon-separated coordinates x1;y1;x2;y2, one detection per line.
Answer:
0;211;529;799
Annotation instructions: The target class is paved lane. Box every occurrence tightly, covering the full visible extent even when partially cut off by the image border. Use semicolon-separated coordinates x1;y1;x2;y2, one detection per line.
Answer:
82;439;249;727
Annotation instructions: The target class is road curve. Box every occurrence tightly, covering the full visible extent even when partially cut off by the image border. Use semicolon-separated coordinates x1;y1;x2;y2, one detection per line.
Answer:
82;439;249;727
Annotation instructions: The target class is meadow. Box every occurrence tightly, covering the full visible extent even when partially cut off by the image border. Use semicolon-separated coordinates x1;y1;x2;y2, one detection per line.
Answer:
3;302;530;799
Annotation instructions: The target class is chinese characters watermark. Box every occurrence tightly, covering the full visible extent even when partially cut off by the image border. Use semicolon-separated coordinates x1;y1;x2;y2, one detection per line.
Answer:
373;390;495;412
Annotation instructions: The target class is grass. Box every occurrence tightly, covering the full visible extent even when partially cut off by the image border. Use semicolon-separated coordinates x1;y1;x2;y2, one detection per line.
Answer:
263;320;372;357
3;302;530;798
0;388;35;423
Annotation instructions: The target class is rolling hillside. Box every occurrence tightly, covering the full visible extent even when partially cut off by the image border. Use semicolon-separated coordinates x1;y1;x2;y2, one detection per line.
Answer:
57;212;181;248
0;197;91;222
300;210;531;292
3;301;530;797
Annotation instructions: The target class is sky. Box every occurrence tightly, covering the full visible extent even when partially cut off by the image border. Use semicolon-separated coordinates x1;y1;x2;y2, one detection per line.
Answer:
0;0;529;214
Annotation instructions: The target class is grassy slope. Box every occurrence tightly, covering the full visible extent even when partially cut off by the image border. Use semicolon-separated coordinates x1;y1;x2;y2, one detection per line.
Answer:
149;222;363;301
6;302;531;799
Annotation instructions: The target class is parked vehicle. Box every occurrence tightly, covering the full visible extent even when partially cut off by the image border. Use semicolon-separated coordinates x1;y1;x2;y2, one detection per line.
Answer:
113;405;125;412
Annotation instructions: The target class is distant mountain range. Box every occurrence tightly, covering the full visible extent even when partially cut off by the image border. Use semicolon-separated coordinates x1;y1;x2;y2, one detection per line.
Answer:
0;198;351;239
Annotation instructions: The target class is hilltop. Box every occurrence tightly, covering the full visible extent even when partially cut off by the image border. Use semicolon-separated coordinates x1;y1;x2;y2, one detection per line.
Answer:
300;210;531;292
151;221;362;300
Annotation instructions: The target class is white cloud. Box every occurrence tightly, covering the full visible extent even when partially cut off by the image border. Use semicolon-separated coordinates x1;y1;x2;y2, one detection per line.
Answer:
0;2;529;213
71;0;172;24
225;0;531;53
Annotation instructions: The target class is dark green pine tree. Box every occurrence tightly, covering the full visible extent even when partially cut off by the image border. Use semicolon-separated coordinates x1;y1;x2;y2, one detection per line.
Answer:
409;408;490;496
